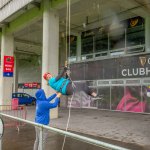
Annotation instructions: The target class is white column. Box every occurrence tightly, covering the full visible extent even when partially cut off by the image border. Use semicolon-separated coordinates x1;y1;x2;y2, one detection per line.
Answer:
77;34;81;61
42;0;59;118
13;55;19;92
145;17;150;52
0;28;14;105
59;36;66;67
59;36;69;107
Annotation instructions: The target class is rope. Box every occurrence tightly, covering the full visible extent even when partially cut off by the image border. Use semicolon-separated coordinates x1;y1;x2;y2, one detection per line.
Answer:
68;0;71;64
65;0;68;61
65;0;71;67
61;92;74;150
61;0;76;150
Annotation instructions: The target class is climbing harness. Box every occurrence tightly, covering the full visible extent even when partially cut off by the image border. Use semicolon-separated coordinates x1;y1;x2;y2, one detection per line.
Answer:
59;79;68;94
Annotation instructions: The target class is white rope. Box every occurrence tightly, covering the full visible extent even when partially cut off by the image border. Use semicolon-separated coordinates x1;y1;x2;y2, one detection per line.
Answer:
61;0;74;149
68;0;71;63
65;0;68;61
61;92;74;150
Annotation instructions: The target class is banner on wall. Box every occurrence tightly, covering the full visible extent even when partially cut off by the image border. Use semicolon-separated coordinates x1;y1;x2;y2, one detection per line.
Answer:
70;53;150;80
3;56;14;77
18;82;41;89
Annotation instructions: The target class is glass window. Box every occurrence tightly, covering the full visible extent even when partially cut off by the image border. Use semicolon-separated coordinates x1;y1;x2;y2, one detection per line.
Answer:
82;35;93;55
95;31;108;53
109;28;125;50
12;93;16;97
127;25;145;47
70;36;77;57
146;85;150;113
111;86;124;110
119;86;147;113
23;94;29;98
17;94;22;97
97;87;110;109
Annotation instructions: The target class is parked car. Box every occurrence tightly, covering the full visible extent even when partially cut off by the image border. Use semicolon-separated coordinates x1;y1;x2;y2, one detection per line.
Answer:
12;92;36;105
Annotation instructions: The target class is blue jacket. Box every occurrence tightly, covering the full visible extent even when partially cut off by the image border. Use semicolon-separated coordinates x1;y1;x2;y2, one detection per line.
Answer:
35;89;60;125
48;77;70;95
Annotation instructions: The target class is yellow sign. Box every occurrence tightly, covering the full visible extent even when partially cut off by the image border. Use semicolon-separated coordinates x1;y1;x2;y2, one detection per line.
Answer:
139;57;147;67
130;18;138;27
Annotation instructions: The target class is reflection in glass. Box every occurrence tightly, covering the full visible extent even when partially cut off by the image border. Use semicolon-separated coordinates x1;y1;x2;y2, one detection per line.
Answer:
82;35;93;55
116;86;147;113
109;28;125;50
95;31;108;53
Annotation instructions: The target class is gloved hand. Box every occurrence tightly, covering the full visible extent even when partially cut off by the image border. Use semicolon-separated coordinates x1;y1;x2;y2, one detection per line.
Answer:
57;92;62;98
64;66;71;77
64;66;69;71
66;70;71;76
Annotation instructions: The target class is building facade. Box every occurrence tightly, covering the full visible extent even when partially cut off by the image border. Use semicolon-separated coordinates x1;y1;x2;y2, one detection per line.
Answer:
0;0;150;115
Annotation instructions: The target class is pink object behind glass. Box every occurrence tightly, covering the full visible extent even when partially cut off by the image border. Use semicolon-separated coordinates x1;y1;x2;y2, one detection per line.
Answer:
116;88;146;112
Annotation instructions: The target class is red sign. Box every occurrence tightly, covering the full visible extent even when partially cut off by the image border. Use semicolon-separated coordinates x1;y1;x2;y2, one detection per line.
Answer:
3;56;14;72
3;56;14;77
23;82;40;89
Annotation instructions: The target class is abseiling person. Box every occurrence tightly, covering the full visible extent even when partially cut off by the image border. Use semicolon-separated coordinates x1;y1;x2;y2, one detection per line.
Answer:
43;67;99;98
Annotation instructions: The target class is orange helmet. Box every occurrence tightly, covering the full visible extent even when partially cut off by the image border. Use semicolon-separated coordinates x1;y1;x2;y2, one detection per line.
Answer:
43;72;52;80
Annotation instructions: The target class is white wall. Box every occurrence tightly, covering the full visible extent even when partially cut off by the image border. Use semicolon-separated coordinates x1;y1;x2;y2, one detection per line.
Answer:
0;0;11;9
18;59;41;96
18;59;41;82
0;0;34;22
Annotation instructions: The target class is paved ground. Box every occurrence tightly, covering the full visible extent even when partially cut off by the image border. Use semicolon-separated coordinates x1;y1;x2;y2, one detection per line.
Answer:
26;106;150;150
3;125;105;150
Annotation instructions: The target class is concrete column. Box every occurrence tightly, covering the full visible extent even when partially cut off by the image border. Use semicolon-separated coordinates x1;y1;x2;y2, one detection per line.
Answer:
0;27;14;105
59;36;67;67
145;17;150;52
59;36;69;107
13;55;19;92
76;34;81;61
42;0;59;118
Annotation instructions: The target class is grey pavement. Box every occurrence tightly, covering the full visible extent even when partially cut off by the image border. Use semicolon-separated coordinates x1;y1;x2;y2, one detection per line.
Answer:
26;106;150;149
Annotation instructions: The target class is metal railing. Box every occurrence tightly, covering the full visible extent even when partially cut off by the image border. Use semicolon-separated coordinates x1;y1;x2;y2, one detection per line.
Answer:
0;105;26;131
0;113;130;150
86;77;150;87
68;44;145;63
